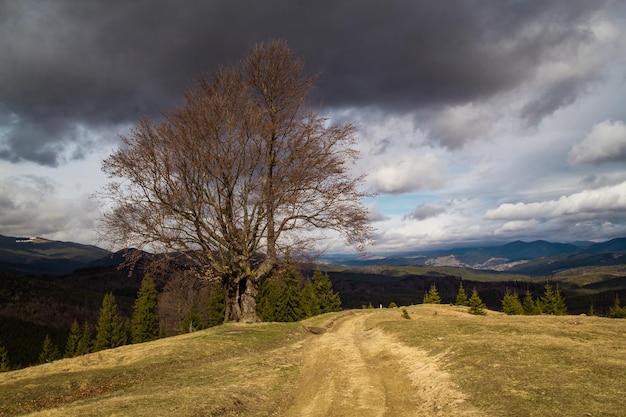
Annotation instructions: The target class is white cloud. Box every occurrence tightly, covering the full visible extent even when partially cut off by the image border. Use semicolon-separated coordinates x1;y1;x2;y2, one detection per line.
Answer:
367;154;445;194
569;119;626;164
365;201;389;222
0;175;100;244
485;181;626;221
494;219;541;235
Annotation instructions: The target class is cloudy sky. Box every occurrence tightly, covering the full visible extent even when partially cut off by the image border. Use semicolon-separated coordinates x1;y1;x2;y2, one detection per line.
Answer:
2;0;626;253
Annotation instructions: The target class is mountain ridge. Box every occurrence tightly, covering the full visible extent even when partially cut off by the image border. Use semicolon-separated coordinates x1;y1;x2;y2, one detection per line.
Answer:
2;234;626;275
325;238;626;272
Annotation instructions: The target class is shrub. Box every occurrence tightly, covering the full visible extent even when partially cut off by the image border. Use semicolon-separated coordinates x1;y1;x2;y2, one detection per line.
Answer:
468;288;487;315
609;295;626;318
455;282;469;306
501;290;524;315
423;284;441;304
38;335;61;364
522;290;540;315
539;284;567;315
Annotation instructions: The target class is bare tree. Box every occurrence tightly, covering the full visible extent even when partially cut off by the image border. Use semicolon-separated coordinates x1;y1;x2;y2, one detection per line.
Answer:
99;40;372;322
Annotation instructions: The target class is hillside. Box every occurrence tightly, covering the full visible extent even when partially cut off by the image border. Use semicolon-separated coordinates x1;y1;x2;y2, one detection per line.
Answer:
2;234;626;368
1;306;624;416
0;235;111;275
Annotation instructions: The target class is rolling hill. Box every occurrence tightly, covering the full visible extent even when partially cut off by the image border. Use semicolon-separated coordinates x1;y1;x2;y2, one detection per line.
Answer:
1;307;624;416
0;235;111;275
2;234;626;368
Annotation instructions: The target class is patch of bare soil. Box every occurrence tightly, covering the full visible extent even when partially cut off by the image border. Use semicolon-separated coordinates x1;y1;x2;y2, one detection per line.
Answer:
280;312;483;417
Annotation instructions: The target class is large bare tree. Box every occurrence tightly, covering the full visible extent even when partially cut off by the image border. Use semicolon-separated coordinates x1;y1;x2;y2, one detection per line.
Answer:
99;40;372;322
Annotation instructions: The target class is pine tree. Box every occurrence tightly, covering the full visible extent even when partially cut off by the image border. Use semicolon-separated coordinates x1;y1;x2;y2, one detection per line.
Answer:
257;277;281;321
588;303;596;317
501;289;524;315
468;288;487;315
608;295;626;318
539;284;567;315
274;263;304;322
207;282;226;327
95;293;126;351
455;281;469;306
312;270;342;313
76;322;93;355
522;290;540;315
301;278;322;318
38;335;61;364
132;274;160;343
181;305;203;333
423;283;441;304
64;319;82;358
0;339;10;372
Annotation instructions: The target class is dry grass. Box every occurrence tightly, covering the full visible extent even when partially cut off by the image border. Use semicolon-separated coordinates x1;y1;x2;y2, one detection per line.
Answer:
373;304;626;417
1;307;625;416
0;322;310;417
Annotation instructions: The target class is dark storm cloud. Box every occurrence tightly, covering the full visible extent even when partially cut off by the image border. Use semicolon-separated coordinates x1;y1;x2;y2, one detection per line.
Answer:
0;0;617;165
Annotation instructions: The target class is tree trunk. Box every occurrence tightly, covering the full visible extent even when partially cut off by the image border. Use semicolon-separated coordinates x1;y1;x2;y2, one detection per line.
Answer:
224;276;259;323
239;277;259;323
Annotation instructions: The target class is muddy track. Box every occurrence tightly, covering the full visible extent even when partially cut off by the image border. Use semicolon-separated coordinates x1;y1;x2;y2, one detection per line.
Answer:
281;312;482;417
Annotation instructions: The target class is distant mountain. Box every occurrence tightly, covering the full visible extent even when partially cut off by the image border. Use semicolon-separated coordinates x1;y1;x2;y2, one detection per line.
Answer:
0;235;111;274
325;238;626;273
582;238;626;253
3;234;626;276
488;240;579;260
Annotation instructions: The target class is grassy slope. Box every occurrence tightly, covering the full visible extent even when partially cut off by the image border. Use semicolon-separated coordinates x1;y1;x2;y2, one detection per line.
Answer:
0;322;311;417
376;305;626;417
1;307;625;417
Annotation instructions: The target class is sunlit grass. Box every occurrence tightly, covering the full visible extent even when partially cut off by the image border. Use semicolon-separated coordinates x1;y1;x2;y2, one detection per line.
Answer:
0;322;309;417
373;304;626;417
2;306;625;416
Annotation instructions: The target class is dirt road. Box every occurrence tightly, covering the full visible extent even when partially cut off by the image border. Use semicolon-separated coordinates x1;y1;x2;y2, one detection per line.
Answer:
281;311;482;417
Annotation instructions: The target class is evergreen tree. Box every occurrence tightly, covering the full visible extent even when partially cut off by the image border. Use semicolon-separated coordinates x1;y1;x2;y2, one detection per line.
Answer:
455;281;469;306
301;278;322;318
312;270;342;313
274;263;304;322
423;283;441;304
0;339;10;372
257;277;281;321
95;293;126;351
38;335;61;364
608;295;626;318
64;319;82;358
588;303;596;317
468;288;487;315
207;282;226;327
76;322;93;355
501;290;524;315
388;301;398;308
181;305;203;333
539;284;567;315
132;274;160;343
522;290;540;315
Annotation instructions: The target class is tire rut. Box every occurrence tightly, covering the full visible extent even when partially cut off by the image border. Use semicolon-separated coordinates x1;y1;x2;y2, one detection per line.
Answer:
280;311;482;417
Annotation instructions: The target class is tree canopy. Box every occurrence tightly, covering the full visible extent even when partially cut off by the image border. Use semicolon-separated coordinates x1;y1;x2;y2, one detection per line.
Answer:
100;40;372;322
